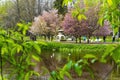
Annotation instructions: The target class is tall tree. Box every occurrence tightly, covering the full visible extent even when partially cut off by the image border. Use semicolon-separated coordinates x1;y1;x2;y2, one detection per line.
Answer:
16;0;21;21
42;9;62;40
30;16;47;35
0;0;55;28
54;0;68;15
84;3;100;43
0;0;13;28
62;12;88;43
69;0;100;43
30;9;62;41
93;20;112;37
63;0;120;35
0;0;37;28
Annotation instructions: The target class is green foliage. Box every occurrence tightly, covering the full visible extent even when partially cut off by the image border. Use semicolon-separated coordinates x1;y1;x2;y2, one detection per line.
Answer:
84;0;99;7
62;0;73;6
100;45;115;63
0;24;46;80
0;0;13;27
107;0;113;6
49;57;96;80
0;76;8;80
49;60;73;80
40;42;120;79
54;0;67;15
83;54;97;59
59;61;73;79
99;44;120;65
40;42;109;62
25;71;40;80
57;43;120;66
74;62;82;76
0;1;12;16
71;2;87;21
17;21;31;35
111;45;120;64
0;27;120;80
99;0;120;33
63;0;100;21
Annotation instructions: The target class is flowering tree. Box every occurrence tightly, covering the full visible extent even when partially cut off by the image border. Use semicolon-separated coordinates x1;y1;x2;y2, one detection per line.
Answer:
93;20;112;36
93;20;112;42
62;0;101;43
62;12;88;43
83;3;100;43
30;16;47;35
30;9;62;40
42;9;62;40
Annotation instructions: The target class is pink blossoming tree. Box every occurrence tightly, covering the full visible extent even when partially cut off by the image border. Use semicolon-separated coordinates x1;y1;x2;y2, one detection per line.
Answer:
62;12;88;43
30;9;62;40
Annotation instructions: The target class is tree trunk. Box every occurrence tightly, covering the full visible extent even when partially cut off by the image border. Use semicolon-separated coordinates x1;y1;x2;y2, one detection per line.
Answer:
51;35;53;41
16;0;21;21
44;35;47;41
103;36;106;43
38;0;41;15
75;37;77;43
87;36;90;43
79;36;81;43
30;33;36;41
48;35;50;41
26;0;30;15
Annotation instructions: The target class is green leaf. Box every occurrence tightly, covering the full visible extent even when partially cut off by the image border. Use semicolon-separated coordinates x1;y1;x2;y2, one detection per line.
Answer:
112;45;120;64
25;71;40;80
78;14;87;21
86;67;94;79
74;63;82;76
72;10;79;17
83;54;97;59
23;29;26;35
98;17;104;26
32;54;40;62
77;59;84;63
51;71;57;76
101;45;115;60
1;47;8;55
33;43;41;54
62;0;72;6
16;44;23;53
11;47;17;55
77;14;82;21
107;0;113;6
64;71;72;80
6;39;14;44
63;60;72;71
17;23;23;31
50;71;60;79
91;59;97;63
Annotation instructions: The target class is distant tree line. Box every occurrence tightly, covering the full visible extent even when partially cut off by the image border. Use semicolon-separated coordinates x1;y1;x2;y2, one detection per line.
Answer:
0;0;55;28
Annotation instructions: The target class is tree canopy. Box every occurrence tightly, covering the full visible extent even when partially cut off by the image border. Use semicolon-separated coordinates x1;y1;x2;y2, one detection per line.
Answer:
63;0;120;28
54;0;68;15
